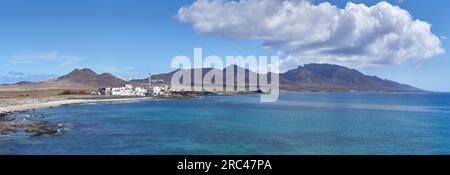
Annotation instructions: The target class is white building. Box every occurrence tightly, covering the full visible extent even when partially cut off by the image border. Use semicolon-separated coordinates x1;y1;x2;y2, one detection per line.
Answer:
105;84;171;97
111;84;135;96
98;87;112;95
151;86;162;95
134;87;147;96
147;85;171;96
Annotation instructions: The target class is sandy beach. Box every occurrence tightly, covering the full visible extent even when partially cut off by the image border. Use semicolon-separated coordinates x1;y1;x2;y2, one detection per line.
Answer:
0;96;154;113
0;93;156;136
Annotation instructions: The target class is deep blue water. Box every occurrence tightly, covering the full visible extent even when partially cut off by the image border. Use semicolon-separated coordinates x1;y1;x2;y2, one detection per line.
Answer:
1;92;450;155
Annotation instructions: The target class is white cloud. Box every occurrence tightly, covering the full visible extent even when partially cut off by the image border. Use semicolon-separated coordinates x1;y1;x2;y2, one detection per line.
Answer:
177;0;444;70
0;70;55;84
9;51;83;66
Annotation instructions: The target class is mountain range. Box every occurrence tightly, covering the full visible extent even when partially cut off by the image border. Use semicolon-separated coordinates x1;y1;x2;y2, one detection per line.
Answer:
278;64;421;91
0;64;423;92
131;63;422;92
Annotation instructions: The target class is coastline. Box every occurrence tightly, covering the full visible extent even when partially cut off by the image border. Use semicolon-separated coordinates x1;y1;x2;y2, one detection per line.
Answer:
0;90;221;115
0;90;437;115
0;96;154;114
0;96;157;136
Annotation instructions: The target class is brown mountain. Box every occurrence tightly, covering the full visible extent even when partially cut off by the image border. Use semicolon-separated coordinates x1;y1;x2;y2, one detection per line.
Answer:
129;68;217;85
56;68;127;87
279;63;422;91
130;64;423;92
0;68;127;94
1;64;423;92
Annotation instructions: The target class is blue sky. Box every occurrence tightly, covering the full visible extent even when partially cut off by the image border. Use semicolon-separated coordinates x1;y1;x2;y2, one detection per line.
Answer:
0;0;449;92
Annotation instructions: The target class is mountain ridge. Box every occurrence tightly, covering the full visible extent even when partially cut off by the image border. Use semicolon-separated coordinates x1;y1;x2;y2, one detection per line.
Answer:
279;64;421;91
55;68;127;87
130;63;422;92
1;64;424;92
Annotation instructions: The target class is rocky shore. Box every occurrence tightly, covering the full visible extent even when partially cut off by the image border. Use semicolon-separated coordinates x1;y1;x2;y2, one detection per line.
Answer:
0;91;256;137
0;95;154;113
0;121;61;136
0;111;62;136
0;95;155;136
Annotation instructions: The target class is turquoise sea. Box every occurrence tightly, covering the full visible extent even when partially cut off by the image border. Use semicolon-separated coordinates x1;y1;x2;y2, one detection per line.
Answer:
1;92;450;155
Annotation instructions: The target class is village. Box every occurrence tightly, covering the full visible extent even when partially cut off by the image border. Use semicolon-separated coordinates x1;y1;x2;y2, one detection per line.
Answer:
97;74;172;97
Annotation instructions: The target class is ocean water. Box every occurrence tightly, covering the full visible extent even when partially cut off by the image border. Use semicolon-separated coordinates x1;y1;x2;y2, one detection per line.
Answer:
1;92;450;155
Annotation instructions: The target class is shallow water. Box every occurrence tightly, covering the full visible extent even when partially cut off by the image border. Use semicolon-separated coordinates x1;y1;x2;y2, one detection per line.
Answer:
1;92;450;155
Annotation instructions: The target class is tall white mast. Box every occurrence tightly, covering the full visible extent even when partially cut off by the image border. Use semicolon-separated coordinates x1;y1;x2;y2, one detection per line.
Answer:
148;73;152;86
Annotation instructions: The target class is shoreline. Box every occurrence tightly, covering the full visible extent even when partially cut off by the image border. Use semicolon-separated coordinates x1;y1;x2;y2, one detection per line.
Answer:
2;90;436;115
0;96;159;136
0;96;154;114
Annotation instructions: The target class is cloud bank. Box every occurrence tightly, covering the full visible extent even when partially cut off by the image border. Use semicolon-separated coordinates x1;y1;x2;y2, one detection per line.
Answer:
0;70;55;84
10;51;83;66
177;0;444;70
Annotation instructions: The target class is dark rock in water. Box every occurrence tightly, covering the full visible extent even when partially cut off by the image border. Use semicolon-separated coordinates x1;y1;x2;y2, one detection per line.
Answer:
0;112;14;122
0;112;13;117
26;124;59;136
1;111;61;136
0;121;60;136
